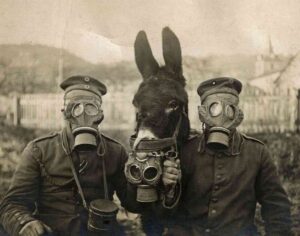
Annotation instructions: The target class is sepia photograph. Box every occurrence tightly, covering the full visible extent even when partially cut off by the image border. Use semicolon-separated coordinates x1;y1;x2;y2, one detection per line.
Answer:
0;0;299;235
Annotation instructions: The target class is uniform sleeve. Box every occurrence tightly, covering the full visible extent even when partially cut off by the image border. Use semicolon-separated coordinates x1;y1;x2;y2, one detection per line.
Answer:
255;145;293;236
112;146;143;213
0;142;41;236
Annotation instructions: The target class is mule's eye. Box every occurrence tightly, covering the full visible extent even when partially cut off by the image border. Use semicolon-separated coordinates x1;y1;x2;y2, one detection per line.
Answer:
168;100;178;110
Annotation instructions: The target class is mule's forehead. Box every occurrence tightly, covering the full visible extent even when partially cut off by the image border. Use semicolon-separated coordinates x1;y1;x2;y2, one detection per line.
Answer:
133;78;188;106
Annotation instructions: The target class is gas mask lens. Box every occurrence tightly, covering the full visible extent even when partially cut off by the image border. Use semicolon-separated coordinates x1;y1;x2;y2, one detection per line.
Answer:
129;164;142;181
226;105;235;119
85;103;99;116
72;103;84;117
209;102;222;117
143;166;158;181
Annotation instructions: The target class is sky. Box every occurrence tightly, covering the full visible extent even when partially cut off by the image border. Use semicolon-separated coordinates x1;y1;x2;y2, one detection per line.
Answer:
1;0;300;63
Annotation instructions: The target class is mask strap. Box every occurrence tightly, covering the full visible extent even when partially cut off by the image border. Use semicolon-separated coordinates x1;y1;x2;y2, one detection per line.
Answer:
62;130;88;209
172;113;182;139
97;133;109;200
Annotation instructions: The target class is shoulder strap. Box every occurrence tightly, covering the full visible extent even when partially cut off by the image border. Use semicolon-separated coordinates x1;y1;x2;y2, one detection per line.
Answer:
241;133;265;145
61;130;88;209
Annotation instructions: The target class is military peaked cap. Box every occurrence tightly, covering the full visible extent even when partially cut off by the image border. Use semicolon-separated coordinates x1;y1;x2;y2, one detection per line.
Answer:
60;75;107;97
197;77;242;101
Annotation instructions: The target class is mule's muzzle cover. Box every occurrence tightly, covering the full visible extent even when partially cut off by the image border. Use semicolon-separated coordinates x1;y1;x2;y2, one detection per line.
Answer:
129;134;176;151
125;135;178;202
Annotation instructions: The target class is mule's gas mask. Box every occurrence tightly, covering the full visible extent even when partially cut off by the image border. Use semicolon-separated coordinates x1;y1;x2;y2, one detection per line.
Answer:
125;135;178;202
63;91;104;150
198;93;244;150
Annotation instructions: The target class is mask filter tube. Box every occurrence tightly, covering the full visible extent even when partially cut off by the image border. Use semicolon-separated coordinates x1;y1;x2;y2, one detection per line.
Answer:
72;127;98;150
207;126;230;150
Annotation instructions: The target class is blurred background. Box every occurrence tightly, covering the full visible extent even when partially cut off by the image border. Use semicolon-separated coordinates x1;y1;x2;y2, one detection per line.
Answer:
0;0;299;234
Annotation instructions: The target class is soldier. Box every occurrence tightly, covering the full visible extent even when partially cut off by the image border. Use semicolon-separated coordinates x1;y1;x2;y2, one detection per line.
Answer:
164;77;293;235
0;75;141;236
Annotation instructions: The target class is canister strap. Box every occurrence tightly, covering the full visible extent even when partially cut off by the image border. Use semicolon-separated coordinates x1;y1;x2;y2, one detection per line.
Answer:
97;133;109;200
62;130;88;210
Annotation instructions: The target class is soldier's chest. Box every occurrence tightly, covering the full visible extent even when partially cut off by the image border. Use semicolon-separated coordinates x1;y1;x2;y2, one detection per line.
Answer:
74;150;104;186
185;151;259;195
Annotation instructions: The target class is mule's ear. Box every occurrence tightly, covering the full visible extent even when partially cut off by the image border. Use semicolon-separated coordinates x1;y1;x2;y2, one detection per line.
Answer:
134;31;159;80
162;27;182;76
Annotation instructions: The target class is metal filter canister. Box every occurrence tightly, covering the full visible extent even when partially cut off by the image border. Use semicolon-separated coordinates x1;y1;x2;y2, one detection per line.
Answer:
88;199;119;233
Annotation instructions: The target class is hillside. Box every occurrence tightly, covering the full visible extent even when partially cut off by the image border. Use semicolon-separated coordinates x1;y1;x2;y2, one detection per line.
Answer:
0;44;291;94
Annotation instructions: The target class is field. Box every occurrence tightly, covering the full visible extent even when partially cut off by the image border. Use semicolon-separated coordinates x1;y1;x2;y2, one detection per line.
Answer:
0;122;299;235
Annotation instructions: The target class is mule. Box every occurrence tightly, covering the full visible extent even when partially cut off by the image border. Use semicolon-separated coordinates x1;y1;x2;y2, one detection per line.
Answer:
131;27;191;235
132;27;190;146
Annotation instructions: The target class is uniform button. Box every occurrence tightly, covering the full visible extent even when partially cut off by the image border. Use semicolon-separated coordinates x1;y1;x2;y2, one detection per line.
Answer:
205;228;211;233
214;185;220;190
212;197;218;203
84;76;90;82
217;164;223;169
216;174;222;180
211;209;217;214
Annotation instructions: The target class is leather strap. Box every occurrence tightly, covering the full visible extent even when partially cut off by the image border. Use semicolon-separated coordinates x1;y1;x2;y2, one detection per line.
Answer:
62;130;88;209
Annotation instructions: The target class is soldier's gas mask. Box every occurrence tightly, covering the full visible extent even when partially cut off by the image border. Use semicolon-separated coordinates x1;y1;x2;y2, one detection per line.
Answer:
63;91;104;150
198;93;244;150
125;135;178;202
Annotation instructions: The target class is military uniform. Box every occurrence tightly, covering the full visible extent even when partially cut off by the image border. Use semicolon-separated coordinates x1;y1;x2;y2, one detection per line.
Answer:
0;125;138;236
162;77;293;236
163;131;293;236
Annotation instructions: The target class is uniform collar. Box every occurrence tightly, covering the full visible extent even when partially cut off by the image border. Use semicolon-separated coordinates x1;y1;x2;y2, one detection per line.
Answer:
198;130;244;157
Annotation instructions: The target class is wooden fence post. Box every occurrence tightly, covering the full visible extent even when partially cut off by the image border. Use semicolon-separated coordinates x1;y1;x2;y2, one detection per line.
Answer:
12;94;20;126
295;89;300;133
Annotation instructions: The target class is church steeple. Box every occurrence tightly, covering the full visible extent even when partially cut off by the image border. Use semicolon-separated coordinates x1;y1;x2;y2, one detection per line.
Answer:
255;36;277;77
268;36;275;58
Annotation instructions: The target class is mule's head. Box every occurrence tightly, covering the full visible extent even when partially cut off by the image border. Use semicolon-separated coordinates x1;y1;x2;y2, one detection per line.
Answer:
133;27;190;144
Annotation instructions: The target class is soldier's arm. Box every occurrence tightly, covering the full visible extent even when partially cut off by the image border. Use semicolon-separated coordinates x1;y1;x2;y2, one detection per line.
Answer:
255;145;293;236
0;142;40;236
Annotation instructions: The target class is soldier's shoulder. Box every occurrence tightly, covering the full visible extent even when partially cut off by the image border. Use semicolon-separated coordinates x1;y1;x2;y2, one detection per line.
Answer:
100;133;124;147
185;129;202;146
32;131;60;144
241;133;265;146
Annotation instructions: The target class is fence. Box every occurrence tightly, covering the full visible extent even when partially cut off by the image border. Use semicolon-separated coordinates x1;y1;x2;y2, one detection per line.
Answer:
7;92;136;131
188;91;298;133
2;91;298;133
